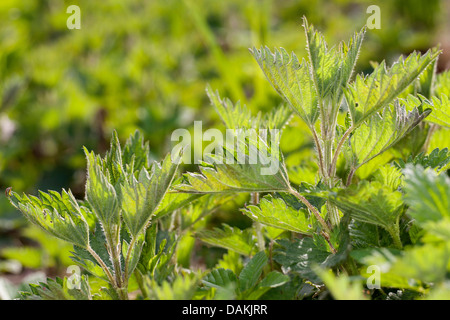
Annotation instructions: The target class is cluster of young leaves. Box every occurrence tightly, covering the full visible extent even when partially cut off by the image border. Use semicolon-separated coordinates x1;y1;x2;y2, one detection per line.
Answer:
7;131;198;300
202;251;289;300
174;17;450;300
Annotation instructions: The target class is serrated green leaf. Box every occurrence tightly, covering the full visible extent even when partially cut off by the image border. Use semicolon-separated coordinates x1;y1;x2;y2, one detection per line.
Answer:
403;165;450;241
238;251;268;292
9;190;90;249
394;147;450;174
329;181;404;247
250;46;319;127
120;153;180;237
372;165;403;191
273;238;330;283
85;148;120;227
196;224;257;256
176;134;291;194
149;272;202;300
202;268;238;292
20;276;91;300
345;48;440;126
121;130;151;175
314;267;367;300
303;17;365;104
344;98;430;171
206;84;292;131
241;195;313;234
422;94;450;128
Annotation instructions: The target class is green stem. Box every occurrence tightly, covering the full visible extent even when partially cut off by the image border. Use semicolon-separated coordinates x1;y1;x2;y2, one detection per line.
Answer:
388;226;403;250
104;223;128;300
134;270;149;299
311;128;326;179
251;192;265;251
123;235;138;288
329;126;354;178
87;246;116;287
289;188;332;237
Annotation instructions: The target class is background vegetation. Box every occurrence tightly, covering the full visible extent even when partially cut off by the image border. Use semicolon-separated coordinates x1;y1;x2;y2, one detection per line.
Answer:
0;0;449;299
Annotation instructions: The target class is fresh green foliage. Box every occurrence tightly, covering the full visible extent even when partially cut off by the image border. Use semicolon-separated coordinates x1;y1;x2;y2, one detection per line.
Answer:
8;131;190;300
241;195;313;235
18;276;92;301
195;224;257;256
202;251;289;299
6;15;450;301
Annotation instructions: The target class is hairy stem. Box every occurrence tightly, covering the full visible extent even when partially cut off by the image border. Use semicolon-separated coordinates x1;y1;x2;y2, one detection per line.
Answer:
387;224;403;250
134;270;149;299
346;168;356;187
329;126;354;177
289;188;331;236
251;192;265;251
123;235;138;287
311;128;326;179
104;223;128;300
87;246;116;288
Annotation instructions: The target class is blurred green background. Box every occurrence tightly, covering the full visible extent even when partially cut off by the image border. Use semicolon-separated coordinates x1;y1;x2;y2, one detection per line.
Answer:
0;0;448;299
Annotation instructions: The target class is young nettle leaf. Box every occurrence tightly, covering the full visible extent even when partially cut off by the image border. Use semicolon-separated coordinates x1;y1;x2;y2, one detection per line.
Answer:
303;17;365;105
85;149;121;227
273;238;331;284
20;276;92;301
202;268;238;294
329;181;404;248
206;84;293;131
176;134;291;194
435;69;450;97
122;130;151;175
203;251;286;300
120;153;180;238
241;195;314;235
195;224;257;256
102;131;126;186
250;46;320;128
9;190;90;249
344;48;440;127
403;165;450;224
422;94;450;128
394;148;450;173
238;251;268;292
373;164;403;191
403;165;450;241
314;267;367;300
344;98;431;178
148;272;202;300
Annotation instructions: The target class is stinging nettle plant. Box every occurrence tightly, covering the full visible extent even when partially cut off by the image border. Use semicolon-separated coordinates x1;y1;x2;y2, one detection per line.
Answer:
177;17;442;248
6;17;450;300
248;18;440;226
7;131;192;300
